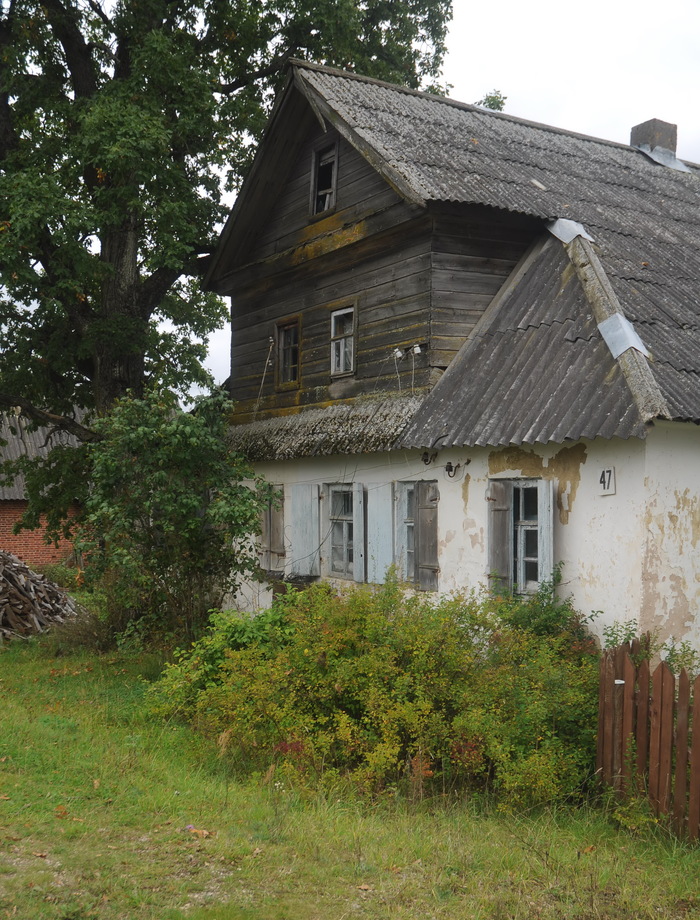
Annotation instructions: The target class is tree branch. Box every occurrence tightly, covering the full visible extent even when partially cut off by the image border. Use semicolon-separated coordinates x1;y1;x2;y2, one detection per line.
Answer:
0;1;18;161
42;0;98;99
217;48;296;94
84;0;113;31
0;395;102;442
138;267;182;319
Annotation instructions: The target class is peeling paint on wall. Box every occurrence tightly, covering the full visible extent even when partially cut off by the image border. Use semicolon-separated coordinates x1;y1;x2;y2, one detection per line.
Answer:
641;487;700;642
487;442;587;524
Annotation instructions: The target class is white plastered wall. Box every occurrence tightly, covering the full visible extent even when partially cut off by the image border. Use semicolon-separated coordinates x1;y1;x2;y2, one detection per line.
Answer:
235;425;700;649
639;421;700;649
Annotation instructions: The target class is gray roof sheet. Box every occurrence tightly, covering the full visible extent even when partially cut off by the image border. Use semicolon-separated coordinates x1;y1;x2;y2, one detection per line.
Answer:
0;415;78;500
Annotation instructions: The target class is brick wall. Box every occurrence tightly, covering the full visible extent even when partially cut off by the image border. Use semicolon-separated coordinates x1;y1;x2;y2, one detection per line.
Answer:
0;500;75;566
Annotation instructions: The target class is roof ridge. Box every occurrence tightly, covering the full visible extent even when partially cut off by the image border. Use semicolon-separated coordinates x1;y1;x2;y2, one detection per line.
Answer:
563;235;672;423
289;59;700;165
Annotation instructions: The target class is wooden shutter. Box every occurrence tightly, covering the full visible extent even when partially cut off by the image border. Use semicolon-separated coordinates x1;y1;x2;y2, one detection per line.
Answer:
366;483;394;583
289;483;320;577
537;479;554;584
352;482;366;583
488;479;513;592
259;503;271;571
269;486;285;557
416;480;439;591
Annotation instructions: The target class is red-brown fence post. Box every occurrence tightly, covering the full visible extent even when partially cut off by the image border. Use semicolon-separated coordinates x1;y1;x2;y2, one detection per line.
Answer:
649;662;675;816
688;675;700;841
673;669;691;834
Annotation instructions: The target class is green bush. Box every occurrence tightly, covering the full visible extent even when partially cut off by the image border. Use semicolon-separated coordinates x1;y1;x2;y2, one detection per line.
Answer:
149;576;600;806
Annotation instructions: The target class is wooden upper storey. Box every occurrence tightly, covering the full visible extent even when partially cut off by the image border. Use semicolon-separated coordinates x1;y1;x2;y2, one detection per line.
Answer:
208;83;539;423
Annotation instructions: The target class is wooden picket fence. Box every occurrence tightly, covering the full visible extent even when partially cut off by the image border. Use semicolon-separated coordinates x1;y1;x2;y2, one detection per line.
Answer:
597;638;700;838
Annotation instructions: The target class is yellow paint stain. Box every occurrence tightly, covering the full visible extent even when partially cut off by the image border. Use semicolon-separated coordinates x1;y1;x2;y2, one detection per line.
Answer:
461;473;471;515
297;211;349;241
487;443;587;524
291;220;368;264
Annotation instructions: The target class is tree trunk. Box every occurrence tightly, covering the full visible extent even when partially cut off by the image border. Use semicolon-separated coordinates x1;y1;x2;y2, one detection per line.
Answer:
95;211;147;412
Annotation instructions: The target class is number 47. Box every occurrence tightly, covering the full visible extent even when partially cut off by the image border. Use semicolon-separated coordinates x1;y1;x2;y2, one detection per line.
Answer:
599;468;615;494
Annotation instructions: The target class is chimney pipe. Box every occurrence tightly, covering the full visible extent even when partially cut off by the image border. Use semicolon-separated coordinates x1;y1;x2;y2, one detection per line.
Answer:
630;118;677;154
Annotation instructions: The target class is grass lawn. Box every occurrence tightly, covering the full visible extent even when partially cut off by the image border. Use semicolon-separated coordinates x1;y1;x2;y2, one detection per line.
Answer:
1;639;699;919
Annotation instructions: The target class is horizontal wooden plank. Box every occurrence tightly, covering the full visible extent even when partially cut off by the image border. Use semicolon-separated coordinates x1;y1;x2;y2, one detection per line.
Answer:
432;267;511;296
221;203;428;295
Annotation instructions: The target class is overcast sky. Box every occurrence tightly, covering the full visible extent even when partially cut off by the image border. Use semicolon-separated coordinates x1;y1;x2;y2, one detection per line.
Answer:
202;0;700;385
443;0;700;162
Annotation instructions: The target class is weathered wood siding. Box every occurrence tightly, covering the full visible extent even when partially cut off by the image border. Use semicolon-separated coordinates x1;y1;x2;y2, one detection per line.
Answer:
228;122;435;417
430;207;538;368
224;128;539;420
253;122;401;261
230;218;433;415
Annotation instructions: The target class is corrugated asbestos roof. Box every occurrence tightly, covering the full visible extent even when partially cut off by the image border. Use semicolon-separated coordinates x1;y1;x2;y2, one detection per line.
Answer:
0;415;78;500
293;64;700;448
228;396;424;461
399;239;648;448
225;62;700;453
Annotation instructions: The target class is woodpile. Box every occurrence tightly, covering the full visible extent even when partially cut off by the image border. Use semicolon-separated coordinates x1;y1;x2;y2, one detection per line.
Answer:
0;551;79;639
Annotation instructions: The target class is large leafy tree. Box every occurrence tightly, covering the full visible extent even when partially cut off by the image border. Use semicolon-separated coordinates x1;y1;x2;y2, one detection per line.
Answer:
0;0;452;433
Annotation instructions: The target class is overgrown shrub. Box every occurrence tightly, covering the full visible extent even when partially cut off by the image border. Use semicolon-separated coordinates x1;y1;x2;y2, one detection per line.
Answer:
149;575;600;806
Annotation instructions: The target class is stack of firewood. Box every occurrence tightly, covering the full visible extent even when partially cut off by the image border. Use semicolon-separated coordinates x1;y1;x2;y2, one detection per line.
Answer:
0;551;79;639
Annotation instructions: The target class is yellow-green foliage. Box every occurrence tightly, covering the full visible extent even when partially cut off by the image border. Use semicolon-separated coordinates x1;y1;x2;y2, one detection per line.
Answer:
150;575;600;806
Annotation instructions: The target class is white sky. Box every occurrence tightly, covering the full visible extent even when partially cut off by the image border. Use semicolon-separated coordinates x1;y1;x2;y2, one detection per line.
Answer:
203;0;700;385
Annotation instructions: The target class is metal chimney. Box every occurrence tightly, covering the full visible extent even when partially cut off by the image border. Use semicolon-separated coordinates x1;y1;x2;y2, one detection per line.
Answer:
630;118;677;154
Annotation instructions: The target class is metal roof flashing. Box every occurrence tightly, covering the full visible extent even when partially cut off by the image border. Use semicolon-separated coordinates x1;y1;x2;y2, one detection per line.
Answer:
547;218;595;244
598;314;651;360
634;143;692;173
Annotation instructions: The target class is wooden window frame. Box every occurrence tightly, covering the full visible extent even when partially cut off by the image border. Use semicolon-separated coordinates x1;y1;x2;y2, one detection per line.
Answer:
276;316;301;389
328;484;354;578
395;480;439;591
310;141;338;217
259;485;285;574
322;482;366;582
487;478;553;594
330;305;355;376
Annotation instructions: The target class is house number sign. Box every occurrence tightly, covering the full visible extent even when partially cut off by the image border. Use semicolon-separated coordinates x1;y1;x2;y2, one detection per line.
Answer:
599;467;616;495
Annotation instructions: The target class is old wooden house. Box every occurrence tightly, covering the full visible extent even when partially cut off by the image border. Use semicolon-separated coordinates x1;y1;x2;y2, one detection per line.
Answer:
206;61;700;648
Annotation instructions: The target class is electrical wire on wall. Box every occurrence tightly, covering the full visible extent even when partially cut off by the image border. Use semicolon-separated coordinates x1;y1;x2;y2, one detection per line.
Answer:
253;337;275;419
393;348;402;391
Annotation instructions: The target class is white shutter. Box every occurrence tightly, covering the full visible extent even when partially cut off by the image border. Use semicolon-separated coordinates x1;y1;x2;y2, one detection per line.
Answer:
365;483;394;583
352;482;366;583
537;478;554;584
394;483;410;581
289;483;320;577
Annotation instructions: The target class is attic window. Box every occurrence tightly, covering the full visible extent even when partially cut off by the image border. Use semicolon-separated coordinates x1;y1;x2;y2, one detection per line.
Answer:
311;143;337;215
